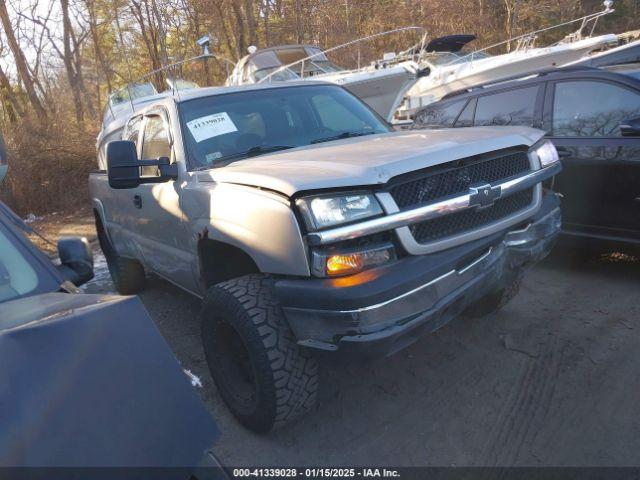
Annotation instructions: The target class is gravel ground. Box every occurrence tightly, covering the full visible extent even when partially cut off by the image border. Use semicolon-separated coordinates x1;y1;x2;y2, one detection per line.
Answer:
82;244;640;467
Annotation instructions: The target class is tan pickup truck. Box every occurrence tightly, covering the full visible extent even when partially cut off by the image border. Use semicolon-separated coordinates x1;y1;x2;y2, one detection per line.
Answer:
89;81;562;432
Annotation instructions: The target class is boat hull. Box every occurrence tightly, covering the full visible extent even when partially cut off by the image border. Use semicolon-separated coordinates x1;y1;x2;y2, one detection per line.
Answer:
316;64;418;121
402;34;617;115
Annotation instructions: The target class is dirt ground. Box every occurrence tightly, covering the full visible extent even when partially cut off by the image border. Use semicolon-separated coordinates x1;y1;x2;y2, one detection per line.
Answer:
25;206;97;256
38;211;640;467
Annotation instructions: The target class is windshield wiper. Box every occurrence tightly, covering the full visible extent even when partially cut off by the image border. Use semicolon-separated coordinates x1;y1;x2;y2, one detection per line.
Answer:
244;145;294;157
310;131;376;144
195;145;295;170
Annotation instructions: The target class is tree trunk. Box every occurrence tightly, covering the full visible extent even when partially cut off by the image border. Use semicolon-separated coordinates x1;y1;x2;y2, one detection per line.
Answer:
230;0;248;57
60;0;85;125
0;1;46;117
244;0;257;46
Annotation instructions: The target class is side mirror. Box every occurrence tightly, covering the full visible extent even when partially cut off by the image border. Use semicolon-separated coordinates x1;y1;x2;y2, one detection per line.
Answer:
57;237;94;287
620;117;640;137
106;140;178;189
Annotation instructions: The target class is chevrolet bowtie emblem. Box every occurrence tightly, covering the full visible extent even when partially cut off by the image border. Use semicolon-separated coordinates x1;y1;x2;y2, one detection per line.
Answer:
469;184;502;209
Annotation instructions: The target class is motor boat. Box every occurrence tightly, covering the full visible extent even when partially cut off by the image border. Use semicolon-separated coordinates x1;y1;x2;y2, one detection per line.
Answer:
395;1;618;119
225;29;428;122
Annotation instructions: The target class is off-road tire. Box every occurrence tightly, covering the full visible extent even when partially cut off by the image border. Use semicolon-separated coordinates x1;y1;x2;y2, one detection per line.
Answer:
464;275;523;318
95;216;146;295
201;274;318;433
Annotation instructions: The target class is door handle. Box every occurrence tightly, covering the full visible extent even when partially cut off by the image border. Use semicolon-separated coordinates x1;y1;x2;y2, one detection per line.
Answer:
133;194;142;209
556;146;572;158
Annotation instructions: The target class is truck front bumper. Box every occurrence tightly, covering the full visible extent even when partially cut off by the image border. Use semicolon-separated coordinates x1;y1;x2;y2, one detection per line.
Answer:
274;193;561;359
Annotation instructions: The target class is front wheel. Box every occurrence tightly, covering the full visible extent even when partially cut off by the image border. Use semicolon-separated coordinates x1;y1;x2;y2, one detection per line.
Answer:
201;274;318;433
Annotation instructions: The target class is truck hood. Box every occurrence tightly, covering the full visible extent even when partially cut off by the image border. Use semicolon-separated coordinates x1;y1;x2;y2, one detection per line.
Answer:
197;127;545;197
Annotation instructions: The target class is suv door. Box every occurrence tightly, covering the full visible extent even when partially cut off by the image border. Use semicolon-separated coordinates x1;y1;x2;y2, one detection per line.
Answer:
134;112;194;289
545;79;640;241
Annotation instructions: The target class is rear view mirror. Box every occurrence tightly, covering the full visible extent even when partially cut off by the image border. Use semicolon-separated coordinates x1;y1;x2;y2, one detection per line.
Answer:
107;140;178;189
620;117;640;137
57;237;94;286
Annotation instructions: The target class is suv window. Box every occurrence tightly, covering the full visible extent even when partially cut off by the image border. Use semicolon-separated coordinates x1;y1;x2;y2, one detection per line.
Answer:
552;80;640;137
415;99;466;127
455;98;476;127
474;86;539;126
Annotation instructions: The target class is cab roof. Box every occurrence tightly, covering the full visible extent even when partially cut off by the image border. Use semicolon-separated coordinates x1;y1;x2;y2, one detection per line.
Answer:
166;80;332;103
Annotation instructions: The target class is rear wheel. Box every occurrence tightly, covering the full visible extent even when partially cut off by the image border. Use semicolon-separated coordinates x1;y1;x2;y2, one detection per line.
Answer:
94;214;146;295
201;274;318;433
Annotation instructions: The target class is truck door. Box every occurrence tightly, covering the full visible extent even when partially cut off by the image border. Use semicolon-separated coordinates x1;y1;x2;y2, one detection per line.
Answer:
545;79;640;242
100;115;145;258
133;112;195;289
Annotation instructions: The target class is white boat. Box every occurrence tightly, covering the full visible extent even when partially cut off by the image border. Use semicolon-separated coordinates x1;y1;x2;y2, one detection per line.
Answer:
567;30;640;68
396;1;618;118
225;28;427;122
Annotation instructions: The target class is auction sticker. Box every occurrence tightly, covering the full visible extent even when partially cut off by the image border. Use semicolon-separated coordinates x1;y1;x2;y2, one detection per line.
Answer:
187;112;238;142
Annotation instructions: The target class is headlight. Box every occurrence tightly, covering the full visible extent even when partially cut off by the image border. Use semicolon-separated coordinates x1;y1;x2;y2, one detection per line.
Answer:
530;139;560;168
296;192;383;230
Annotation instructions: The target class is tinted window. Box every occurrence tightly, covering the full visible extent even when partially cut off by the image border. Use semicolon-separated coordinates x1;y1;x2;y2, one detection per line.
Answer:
552;81;640;137
454;98;476;127
415;100;466;127
474;86;539;126
179;85;389;169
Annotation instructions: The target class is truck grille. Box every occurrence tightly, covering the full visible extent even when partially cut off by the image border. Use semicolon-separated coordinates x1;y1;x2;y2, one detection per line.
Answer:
390;151;531;209
409;187;535;244
388;150;535;247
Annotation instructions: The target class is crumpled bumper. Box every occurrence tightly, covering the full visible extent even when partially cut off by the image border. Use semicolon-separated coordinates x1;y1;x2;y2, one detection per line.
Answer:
275;193;561;359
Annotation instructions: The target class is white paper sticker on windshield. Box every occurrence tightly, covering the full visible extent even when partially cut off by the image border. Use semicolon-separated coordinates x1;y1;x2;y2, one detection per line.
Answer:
187;112;237;142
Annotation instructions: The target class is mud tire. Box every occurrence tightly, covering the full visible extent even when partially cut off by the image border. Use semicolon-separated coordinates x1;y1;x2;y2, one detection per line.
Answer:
201;274;318;433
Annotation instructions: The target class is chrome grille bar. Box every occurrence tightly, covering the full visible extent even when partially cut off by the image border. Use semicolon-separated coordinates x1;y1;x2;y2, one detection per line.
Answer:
306;163;560;246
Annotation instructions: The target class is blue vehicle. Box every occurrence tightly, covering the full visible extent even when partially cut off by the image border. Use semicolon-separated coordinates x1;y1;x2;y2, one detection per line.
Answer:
0;138;224;478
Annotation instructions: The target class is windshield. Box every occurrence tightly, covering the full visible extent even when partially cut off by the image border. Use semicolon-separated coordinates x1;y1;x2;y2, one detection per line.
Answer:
427;50;491;66
0;219;61;303
179;85;390;169
253;67;300;82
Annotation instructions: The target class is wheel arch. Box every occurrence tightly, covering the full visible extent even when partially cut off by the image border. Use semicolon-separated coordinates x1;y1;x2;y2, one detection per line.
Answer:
197;236;261;289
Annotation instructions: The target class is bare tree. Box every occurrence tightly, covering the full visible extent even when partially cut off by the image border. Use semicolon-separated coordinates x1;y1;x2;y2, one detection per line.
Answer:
0;1;47;117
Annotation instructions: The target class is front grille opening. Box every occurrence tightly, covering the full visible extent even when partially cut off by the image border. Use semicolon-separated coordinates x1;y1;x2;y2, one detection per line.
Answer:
390;151;530;210
409;188;534;244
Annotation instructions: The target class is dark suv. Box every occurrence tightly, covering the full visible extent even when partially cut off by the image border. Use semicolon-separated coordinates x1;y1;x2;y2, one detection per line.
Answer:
412;65;640;252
